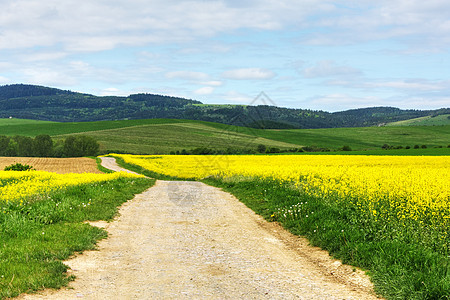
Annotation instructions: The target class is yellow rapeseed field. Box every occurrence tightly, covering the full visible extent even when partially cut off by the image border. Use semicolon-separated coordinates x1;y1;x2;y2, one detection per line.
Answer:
0;170;143;204
114;154;449;226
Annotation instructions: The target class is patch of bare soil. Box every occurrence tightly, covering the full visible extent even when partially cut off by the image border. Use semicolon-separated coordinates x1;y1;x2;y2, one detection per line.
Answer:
19;158;379;299
0;157;103;174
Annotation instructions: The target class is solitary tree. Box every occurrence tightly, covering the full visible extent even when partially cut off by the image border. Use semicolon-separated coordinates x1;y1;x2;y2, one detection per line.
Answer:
33;135;53;157
64;135;99;157
14;136;34;156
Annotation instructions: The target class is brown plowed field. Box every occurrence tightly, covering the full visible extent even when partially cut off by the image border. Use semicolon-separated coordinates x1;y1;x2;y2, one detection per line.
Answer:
0;157;103;174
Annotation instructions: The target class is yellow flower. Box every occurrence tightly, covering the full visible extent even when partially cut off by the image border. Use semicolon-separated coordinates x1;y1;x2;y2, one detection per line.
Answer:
0;170;143;204
113;154;449;227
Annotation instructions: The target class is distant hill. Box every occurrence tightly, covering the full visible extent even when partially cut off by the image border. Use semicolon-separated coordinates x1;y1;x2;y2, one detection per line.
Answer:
1;84;449;129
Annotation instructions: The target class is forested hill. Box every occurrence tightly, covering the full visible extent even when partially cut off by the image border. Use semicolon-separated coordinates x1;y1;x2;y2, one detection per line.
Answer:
0;84;448;129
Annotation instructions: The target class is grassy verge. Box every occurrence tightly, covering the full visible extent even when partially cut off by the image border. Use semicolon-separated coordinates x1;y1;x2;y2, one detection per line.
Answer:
0;176;155;299
93;156;115;173
202;176;449;300
111;156;194;181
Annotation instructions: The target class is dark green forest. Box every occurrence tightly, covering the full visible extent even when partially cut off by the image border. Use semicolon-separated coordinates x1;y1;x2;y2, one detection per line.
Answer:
1;84;448;129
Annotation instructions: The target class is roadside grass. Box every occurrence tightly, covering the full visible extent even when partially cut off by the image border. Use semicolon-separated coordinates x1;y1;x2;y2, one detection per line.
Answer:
202;176;449;300
0;176;155;299
112;156;192;181
93;157;114;173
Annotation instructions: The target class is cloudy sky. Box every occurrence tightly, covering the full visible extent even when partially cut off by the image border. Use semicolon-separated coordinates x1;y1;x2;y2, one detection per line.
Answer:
1;0;449;111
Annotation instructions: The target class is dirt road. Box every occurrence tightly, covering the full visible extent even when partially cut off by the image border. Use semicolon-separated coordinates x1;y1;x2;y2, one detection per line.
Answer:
21;158;378;299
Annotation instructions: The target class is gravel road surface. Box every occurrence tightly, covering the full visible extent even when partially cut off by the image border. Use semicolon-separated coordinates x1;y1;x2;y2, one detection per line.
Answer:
20;157;378;299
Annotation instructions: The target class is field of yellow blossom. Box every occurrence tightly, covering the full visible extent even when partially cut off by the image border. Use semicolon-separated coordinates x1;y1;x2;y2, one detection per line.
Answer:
0;168;153;299
114;154;449;226
114;153;449;299
0;170;144;204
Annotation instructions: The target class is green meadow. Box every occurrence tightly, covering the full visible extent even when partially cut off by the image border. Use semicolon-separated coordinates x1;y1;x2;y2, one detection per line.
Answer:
387;114;450;126
1;118;449;154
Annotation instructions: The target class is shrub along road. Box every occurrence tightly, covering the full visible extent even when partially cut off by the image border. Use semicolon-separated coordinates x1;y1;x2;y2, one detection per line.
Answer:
20;158;377;299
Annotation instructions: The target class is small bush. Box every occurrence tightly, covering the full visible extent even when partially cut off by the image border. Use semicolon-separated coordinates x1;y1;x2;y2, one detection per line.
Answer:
342;145;352;151
4;163;34;171
266;147;281;154
414;145;420;149
257;144;267;153
421;145;427;149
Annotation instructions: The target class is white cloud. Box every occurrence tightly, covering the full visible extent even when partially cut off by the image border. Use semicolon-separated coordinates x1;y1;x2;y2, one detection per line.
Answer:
200;81;223;87
368;80;447;91
0;0;323;51
165;71;209;81
18;51;68;62
306;91;450;112
303;0;450;50
222;68;275;80
396;96;450;110
0;76;11;84
69;61;91;73
99;87;128;96
1;1;449;53
328;78;450;92
308;94;384;111
22;67;78;86
194;86;215;95
223;91;254;103
0;0;449;112
303;60;362;78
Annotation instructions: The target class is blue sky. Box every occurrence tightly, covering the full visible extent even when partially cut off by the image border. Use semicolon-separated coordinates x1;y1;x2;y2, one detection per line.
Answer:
1;0;449;112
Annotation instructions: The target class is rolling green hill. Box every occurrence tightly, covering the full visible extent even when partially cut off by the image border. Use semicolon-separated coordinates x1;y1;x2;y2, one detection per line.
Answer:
1;118;449;155
255;125;450;150
386;114;450;126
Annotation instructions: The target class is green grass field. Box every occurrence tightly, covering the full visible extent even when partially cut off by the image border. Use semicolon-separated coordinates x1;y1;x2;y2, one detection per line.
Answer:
256;125;450;150
387;114;450;126
0;119;55;126
1;118;449;154
64;122;299;154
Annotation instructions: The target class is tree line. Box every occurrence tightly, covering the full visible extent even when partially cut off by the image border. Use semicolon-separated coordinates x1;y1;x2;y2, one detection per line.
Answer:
0;135;99;157
2;84;448;128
